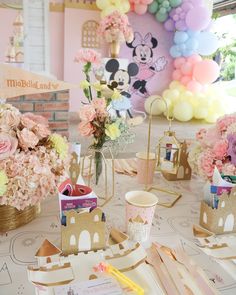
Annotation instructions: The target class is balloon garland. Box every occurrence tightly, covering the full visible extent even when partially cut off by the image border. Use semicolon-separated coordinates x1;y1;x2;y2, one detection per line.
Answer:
96;0;226;123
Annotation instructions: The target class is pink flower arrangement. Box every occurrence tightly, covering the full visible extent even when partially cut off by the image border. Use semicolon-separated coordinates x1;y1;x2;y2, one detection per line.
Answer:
97;11;134;43
189;113;236;180
0;104;70;210
74;49;101;65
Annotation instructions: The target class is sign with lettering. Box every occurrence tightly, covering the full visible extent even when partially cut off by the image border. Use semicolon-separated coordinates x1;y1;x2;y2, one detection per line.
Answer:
0;64;77;99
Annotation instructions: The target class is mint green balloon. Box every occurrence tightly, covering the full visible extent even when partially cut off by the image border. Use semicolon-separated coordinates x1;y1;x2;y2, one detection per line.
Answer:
169;0;182;8
162;0;169;8
159;7;167;14
148;1;158;14
155;11;168;22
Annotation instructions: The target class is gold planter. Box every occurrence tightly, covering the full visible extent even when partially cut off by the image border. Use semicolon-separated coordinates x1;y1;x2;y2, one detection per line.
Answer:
110;41;120;58
0;203;41;232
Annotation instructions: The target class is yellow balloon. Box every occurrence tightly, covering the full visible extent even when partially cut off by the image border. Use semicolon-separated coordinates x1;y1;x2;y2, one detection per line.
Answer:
162;89;172;100
205;112;219;123
144;95;166;115
96;0;110;9
101;5;116;17
194;107;208;120
169;89;180;100
169;81;180;90
121;0;130;13
173;101;193;122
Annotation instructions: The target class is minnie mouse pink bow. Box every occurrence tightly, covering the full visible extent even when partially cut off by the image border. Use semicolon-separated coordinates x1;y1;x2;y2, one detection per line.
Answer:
132;32;153;47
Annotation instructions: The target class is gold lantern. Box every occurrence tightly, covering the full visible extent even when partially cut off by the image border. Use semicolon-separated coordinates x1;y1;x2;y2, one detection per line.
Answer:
157;129;181;175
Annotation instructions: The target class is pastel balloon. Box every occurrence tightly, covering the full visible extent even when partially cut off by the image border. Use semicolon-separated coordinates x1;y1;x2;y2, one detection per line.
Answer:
145;95;166;115
194;106;208;119
174;31;188;44
169;0;182;8
181;62;192;75
193;60;220;84
148;1;158;13
164;19;175;31
173;69;182;80
187;80;202;93
180;76;191;86
135;3;147;14
186;6;211;31
174;57;186;68
170;46;181;58
173;101;193;121
197;32;219;56
188;54;202;64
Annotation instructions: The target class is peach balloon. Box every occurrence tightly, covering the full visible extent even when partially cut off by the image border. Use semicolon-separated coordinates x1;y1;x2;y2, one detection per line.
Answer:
181;62;193;75
187;54;202;65
187;80;202;93
174;57;186;69
181;76;192;86
172;69;182;80
134;3;147;14
193;60;220;84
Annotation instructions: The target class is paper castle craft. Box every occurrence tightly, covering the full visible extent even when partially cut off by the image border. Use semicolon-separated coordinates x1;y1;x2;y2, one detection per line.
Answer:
61;208;106;255
27;228;151;295
200;187;236;234
162;141;192;181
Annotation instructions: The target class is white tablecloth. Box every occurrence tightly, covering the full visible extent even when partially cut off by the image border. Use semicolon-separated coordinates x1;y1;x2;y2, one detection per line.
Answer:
1;172;236;295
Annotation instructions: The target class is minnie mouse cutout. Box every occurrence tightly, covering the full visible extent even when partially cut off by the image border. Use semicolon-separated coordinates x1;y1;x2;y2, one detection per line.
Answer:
105;59;139;122
127;32;168;97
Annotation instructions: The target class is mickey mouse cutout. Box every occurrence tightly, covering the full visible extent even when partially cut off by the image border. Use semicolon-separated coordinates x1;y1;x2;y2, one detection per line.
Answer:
127;32;168;97
105;59;139;120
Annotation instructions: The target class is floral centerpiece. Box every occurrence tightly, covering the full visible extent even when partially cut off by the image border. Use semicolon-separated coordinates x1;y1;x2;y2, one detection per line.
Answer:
75;49;134;184
0;104;70;211
188;113;236;180
97;11;134;57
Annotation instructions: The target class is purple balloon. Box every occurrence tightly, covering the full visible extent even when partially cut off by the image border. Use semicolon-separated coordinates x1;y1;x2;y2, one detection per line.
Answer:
173;14;179;21
169;9;176;18
186;7;211;31
182;2;193;12
164;19;175;32
176;20;187;31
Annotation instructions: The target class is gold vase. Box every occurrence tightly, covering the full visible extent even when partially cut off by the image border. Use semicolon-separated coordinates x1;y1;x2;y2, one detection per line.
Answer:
110;41;120;58
0;203;41;232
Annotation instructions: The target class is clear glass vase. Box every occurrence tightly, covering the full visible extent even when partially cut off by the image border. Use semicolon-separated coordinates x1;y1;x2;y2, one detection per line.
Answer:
81;146;115;207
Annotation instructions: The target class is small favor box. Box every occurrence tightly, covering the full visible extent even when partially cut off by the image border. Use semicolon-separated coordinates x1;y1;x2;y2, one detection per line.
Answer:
199;187;236;234
58;179;97;220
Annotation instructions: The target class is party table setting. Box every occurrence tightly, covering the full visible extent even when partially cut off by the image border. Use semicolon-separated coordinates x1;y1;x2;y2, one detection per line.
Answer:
1;0;236;294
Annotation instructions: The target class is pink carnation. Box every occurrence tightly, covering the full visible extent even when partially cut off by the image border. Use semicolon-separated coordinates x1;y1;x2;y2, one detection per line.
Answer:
213;139;228;159
74;49;101;65
79;105;96;122
198;150;217;179
222;163;236;175
92;98;107;115
17;128;39;150
33;124;51;139
217;113;236;133
78;121;94;137
21;113;49;127
0;133;18;160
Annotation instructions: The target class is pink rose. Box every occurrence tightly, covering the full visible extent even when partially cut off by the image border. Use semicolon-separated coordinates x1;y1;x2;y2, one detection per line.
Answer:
79;105;96;122
74;49;101;64
21;116;36;129
92;98;107;113
213;139;228;159
78;121;94;137
198;149;216;179
17;128;39;150
23;113;49;126
33;124;51;139
1;110;20;128
0;133;18;160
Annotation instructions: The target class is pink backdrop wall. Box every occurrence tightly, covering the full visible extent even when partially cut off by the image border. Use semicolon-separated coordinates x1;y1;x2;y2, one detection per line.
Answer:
0;8;18;64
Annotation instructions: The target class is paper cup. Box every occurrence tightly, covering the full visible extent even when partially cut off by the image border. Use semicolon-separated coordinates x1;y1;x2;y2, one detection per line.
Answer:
136;152;156;185
125;190;158;242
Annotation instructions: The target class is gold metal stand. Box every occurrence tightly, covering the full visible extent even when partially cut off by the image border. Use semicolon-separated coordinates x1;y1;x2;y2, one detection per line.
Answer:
145;96;181;208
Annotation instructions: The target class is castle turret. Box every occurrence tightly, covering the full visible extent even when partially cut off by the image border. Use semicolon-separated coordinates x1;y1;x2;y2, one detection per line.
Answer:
35;239;61;267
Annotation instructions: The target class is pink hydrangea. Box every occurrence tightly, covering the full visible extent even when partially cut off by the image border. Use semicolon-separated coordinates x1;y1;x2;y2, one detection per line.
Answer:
216;113;236;133
198;149;218;179
74;49;101;65
213;139;228;159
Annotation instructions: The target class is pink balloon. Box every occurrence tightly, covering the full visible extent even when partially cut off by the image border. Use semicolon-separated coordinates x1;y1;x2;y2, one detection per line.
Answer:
181;62;193;75
187;54;202;65
134;3;147;15
141;0;153;4
186;7;211;31
187;80;203;93
174;57;186;69
172;69;182;81
176;20;187;31
181;76;192;86
193;60;220;84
